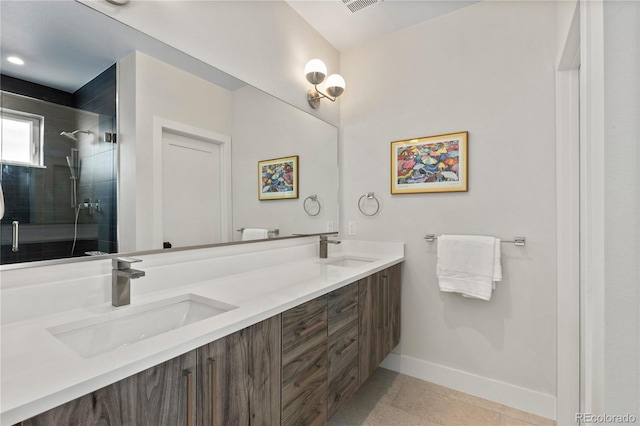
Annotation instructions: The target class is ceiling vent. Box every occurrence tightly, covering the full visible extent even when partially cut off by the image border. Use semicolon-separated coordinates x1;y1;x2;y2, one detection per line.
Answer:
341;0;380;14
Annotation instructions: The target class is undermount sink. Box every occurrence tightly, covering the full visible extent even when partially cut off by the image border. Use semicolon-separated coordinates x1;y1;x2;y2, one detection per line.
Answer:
319;256;375;268
48;294;237;358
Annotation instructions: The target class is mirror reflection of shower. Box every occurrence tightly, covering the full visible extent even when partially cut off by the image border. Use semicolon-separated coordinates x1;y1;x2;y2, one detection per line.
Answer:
60;130;89;256
0;63;118;265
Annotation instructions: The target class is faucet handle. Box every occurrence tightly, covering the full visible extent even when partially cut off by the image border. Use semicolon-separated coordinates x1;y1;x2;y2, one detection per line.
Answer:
112;257;142;269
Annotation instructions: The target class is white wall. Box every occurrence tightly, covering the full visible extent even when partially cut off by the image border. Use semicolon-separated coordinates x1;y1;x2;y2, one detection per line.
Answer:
80;0;340;127
118;52;232;251
340;1;557;417
603;0;640;417
231;85;338;239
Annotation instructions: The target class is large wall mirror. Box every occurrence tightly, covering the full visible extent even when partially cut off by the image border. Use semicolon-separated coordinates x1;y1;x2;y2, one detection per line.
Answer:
0;1;338;266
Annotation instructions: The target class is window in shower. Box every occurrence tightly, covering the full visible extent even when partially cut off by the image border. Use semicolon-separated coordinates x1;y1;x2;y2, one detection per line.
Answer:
0;108;44;167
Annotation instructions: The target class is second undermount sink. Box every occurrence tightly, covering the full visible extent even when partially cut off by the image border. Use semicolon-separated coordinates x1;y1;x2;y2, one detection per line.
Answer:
48;294;237;359
319;256;375;268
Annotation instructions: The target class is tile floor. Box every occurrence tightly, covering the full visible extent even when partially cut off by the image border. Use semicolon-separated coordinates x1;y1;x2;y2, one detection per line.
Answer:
328;368;556;426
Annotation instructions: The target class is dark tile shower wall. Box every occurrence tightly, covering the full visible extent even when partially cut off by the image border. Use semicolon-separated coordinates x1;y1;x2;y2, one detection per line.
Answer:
1;74;74;107
73;65;117;254
0;66;117;264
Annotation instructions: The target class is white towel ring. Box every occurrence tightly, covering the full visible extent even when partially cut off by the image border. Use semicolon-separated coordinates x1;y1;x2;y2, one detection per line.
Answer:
303;195;322;216
358;192;380;216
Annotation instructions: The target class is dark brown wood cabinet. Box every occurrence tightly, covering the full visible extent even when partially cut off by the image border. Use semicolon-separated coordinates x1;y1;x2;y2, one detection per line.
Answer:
326;282;359;418
387;262;402;354
358;263;402;385
197;315;281;426
21;316;281;426
22;351;197;426
281;295;328;425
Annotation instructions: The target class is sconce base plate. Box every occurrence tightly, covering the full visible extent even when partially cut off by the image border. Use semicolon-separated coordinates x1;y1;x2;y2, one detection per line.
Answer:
307;89;321;109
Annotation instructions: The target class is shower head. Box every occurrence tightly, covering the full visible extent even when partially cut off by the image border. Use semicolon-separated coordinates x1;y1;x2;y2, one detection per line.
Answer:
60;131;78;142
60;130;91;142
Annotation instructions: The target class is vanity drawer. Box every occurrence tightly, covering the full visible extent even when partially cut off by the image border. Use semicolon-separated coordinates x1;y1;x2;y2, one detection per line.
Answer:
282;337;327;420
327;360;359;419
282;295;328;355
282;383;327;426
327;325;358;382
327;282;358;337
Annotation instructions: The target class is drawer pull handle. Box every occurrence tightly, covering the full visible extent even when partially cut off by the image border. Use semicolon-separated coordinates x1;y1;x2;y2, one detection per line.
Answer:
336;337;357;355
183;369;194;426
338;301;357;314
295;320;325;337
294;363;322;388
335;376;357;401
207;358;217;426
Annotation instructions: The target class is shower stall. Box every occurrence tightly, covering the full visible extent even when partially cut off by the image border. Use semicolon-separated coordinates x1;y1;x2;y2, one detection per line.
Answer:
0;65;117;264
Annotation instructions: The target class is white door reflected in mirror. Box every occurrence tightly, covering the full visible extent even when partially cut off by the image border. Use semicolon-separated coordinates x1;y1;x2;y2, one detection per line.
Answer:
162;131;224;248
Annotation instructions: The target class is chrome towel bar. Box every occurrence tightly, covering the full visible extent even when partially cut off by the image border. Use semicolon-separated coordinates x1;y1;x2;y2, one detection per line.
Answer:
424;234;526;246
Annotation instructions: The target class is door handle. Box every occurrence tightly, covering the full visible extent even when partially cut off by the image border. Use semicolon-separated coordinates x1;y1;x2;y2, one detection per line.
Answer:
383;275;389;328
12;221;19;252
207;358;217;426
183;369;194;426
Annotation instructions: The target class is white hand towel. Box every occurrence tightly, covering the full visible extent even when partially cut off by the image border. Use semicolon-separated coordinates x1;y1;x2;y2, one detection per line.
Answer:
436;235;502;301
242;228;269;241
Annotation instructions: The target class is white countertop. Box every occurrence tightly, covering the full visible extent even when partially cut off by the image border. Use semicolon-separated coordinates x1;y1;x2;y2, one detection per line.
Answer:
0;239;403;425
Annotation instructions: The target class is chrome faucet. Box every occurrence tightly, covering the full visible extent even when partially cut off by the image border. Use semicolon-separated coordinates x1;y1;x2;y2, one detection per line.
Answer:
112;257;146;307
319;235;341;259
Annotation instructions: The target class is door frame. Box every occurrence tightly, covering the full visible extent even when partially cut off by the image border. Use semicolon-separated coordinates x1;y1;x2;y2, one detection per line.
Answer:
556;3;581;424
152;116;232;249
556;0;606;422
577;0;606;415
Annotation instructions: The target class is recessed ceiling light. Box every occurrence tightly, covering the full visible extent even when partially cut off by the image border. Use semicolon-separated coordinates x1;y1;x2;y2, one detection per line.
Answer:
7;56;24;65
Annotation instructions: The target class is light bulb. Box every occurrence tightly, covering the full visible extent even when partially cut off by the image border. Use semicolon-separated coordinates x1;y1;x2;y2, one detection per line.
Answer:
325;74;345;98
7;56;24;65
305;59;327;85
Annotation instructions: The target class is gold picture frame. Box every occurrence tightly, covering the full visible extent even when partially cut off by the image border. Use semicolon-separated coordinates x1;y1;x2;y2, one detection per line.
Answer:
391;131;468;194
258;155;299;200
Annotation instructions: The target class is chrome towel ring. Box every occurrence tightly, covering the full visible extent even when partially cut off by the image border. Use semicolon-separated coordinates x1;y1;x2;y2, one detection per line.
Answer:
358;192;380;216
303;195;322;216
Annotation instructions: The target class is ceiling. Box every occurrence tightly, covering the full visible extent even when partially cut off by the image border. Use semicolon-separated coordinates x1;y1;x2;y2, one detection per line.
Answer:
285;0;479;52
0;1;478;94
0;1;244;93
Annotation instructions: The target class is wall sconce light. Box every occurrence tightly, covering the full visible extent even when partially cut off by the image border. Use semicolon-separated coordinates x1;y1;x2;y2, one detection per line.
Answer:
304;59;345;109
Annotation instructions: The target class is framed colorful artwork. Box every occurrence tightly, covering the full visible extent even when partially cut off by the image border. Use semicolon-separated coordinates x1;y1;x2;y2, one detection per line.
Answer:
258;155;299;200
391;131;468;194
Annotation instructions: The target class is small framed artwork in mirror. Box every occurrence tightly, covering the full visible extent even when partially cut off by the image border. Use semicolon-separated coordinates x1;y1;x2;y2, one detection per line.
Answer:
391;131;468;194
258;155;299;200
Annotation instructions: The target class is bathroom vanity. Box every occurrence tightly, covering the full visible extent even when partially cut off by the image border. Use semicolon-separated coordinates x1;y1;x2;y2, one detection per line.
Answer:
0;238;403;425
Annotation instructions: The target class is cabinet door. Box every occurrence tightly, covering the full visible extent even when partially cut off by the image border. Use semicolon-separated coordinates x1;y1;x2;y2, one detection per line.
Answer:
197;315;281;426
358;264;402;386
22;351;197;426
358;271;384;385
386;263;402;353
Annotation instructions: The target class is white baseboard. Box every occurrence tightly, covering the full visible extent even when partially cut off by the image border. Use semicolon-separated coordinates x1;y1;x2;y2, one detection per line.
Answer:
380;353;556;421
